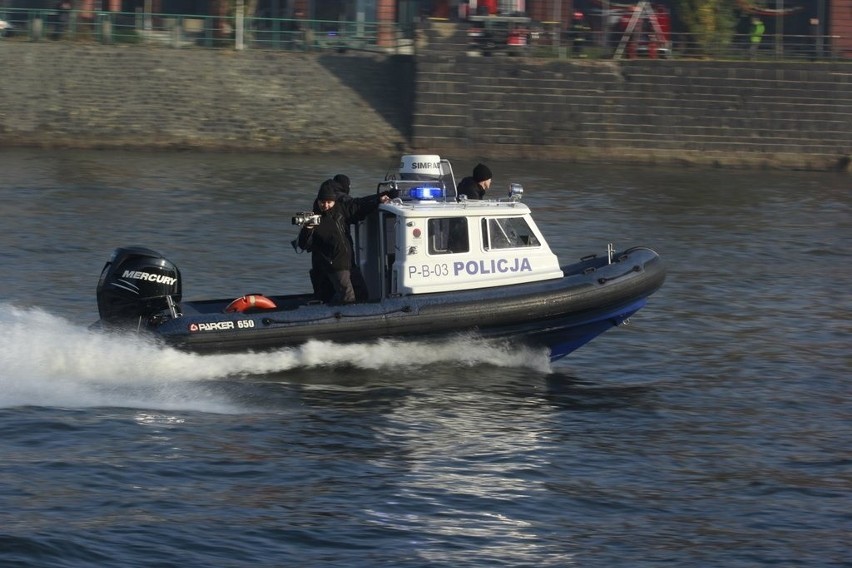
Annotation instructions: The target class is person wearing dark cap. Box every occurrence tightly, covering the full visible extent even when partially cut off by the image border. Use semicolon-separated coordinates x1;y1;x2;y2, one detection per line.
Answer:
297;179;394;304
456;163;492;200
330;173;369;301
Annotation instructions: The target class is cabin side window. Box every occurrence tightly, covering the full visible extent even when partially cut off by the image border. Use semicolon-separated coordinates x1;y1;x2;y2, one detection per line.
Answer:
482;217;541;250
428;218;469;254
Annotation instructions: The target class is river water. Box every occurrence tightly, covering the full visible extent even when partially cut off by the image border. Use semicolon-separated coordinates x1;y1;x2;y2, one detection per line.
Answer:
0;149;849;567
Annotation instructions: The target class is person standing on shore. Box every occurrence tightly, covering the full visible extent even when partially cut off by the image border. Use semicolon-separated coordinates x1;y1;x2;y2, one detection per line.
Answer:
569;12;591;58
749;17;765;59
51;0;72;40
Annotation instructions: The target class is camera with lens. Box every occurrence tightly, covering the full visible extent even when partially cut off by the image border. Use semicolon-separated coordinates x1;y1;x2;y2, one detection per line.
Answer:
292;212;321;226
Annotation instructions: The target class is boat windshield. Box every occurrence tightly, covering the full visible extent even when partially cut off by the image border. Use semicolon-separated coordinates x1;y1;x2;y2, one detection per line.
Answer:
483;217;541;249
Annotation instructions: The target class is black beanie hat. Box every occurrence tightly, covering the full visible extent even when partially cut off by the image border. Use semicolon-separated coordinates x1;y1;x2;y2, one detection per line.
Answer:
333;174;351;194
317;179;341;201
473;163;492;183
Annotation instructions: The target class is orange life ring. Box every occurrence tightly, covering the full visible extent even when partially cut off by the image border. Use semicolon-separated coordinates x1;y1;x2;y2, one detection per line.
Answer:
225;294;277;313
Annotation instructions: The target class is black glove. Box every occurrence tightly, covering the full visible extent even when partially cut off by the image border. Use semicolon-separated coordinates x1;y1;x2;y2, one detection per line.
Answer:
384;188;400;200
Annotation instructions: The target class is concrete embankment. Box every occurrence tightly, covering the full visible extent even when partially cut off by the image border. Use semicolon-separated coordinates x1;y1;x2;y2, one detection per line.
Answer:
0;36;850;171
0;42;412;157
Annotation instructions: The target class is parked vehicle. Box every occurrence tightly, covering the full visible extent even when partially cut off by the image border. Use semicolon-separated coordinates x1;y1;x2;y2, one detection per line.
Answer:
467;15;534;56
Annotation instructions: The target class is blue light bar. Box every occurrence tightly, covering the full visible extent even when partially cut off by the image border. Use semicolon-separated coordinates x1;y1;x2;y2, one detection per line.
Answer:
408;186;444;200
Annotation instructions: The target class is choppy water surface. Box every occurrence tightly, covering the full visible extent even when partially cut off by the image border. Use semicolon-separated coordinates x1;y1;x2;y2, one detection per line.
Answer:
0;149;849;567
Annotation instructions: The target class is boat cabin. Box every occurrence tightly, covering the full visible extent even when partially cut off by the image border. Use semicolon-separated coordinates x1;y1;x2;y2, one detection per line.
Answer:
355;155;564;300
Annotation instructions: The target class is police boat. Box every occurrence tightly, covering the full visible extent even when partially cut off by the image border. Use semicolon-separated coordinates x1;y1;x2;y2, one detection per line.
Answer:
93;155;665;362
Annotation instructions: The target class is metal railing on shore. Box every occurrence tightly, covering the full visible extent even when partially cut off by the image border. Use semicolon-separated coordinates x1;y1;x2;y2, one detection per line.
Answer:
513;30;845;61
570;31;843;61
0;7;847;61
0;7;411;53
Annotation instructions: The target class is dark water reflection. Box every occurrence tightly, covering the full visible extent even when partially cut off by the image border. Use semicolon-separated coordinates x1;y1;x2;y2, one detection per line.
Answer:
0;149;849;567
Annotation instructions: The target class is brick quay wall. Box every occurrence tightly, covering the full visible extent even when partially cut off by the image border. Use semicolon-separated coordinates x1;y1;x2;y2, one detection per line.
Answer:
0;42;413;156
413;25;852;171
0;39;850;171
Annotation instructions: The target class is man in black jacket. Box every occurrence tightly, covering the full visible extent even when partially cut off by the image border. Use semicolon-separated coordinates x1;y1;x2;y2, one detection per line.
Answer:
332;173;368;302
456;163;492;200
297;179;392;304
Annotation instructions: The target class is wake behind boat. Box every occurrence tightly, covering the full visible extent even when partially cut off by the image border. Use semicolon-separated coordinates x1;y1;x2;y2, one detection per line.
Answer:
93;155;665;362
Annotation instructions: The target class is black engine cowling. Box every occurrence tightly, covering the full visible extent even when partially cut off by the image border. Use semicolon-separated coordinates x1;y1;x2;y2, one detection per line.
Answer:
96;247;182;325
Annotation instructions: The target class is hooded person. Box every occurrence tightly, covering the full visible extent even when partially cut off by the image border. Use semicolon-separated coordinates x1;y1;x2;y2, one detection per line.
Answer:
329;173;369;301
333;174;351;195
297;179;395;304
456;163;492;201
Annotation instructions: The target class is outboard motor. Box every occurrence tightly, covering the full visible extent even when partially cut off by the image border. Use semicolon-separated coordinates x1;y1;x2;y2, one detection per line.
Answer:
96;247;182;327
